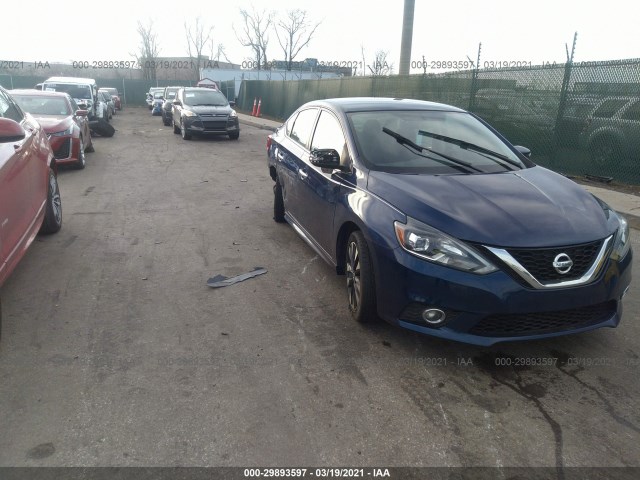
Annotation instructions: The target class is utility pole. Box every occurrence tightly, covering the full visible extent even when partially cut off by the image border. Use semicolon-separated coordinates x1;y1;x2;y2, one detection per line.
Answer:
399;0;415;75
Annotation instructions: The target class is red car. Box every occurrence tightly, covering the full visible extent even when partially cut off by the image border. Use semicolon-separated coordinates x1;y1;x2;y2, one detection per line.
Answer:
0;86;62;337
11;89;93;169
99;87;122;111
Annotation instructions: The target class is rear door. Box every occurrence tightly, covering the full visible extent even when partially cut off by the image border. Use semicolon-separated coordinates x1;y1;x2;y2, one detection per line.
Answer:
274;108;319;226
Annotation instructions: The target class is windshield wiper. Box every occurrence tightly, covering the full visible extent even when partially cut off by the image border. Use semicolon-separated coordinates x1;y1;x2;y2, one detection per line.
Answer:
418;130;522;170
382;127;482;173
193;103;225;106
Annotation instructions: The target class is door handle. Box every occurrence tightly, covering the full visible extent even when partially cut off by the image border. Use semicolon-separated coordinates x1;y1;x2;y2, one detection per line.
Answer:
298;169;308;180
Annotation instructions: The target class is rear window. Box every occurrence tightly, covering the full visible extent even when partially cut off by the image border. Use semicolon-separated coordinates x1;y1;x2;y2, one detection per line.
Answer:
44;83;93;100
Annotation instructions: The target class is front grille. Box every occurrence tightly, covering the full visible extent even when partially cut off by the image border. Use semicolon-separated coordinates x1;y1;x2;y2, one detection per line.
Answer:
469;301;616;337
202;121;227;130
53;138;71;159
507;239;603;283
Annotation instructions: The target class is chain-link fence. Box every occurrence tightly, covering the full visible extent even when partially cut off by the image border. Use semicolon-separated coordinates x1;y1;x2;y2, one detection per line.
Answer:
238;58;640;184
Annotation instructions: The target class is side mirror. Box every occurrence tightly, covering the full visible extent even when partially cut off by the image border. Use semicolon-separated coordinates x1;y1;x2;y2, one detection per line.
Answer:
229;101;236;107
75;109;88;117
172;100;181;106
514;145;531;158
310;148;345;170
0;118;26;143
77;101;87;109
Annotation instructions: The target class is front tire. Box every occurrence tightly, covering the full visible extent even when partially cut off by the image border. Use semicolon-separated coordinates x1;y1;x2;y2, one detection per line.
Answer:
273;178;285;223
181;120;192;140
75;138;86;169
228;131;239;140
346;231;376;323
40;168;62;234
173;118;180;134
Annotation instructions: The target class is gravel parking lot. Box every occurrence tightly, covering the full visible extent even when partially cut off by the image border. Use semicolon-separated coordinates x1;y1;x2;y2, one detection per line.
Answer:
0;108;638;468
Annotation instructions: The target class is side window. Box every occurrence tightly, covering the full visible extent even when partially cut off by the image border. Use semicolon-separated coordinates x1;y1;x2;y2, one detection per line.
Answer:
621;101;640;122
593;99;627;119
0;91;23;122
310;111;346;157
289;108;318;148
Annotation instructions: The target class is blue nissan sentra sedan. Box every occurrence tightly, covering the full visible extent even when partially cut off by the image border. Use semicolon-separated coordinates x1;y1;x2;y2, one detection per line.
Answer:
267;97;632;346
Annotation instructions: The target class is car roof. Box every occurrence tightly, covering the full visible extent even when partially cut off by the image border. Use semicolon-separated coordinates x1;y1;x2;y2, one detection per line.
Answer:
301;97;466;114
44;76;96;84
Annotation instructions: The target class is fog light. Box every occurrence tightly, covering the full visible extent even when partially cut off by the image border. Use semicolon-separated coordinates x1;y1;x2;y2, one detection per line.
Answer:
422;308;446;325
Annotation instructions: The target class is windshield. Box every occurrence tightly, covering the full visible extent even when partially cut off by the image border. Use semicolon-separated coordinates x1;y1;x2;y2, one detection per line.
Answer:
12;95;71;116
165;88;178;99
153;92;163;99
347;110;526;174
183;89;228;107
44;83;92;100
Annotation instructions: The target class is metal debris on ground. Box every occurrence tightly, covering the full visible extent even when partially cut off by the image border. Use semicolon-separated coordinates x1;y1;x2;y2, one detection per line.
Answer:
207;267;267;288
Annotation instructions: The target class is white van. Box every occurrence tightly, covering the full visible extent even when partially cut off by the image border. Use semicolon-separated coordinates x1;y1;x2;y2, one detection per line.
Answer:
41;77;107;122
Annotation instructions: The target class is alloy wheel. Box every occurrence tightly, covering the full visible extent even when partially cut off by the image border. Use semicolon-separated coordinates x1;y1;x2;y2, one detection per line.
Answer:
346;240;361;312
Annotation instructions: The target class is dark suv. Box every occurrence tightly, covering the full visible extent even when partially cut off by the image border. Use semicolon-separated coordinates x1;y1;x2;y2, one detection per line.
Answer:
171;87;239;140
578;96;640;166
161;86;181;126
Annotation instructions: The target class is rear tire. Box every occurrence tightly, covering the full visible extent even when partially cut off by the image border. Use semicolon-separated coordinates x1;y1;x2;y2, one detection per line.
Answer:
273;178;285;223
346;231;377;323
40;168;62;234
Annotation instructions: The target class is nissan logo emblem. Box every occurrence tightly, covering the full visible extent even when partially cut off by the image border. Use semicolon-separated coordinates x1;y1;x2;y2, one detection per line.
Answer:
553;253;573;274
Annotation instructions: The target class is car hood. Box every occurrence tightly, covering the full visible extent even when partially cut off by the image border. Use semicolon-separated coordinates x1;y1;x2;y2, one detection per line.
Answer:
367;166;615;247
185;105;231;115
33;115;72;133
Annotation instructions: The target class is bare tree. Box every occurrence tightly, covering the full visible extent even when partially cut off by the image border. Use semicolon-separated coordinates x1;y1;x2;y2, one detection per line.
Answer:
234;7;274;70
368;50;394;76
274;9;321;71
209;41;233;66
134;20;161;80
185;17;214;81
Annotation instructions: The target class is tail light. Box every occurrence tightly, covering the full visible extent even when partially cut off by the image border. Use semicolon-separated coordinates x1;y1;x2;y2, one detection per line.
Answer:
266;135;272;151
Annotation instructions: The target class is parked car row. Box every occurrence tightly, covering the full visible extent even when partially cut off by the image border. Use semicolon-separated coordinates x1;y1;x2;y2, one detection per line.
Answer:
152;85;240;141
0;85;64;338
0;77;123;336
266;97;633;346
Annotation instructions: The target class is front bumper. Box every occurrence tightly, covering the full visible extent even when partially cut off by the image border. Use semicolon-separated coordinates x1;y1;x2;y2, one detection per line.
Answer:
48;135;80;165
183;116;240;136
370;241;633;346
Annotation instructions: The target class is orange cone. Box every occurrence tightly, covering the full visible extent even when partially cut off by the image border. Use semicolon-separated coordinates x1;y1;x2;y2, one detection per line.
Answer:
256;98;262;117
251;98;257;116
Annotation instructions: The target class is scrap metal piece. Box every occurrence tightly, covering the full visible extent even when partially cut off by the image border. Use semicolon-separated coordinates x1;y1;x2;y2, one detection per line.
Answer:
207;267;267;288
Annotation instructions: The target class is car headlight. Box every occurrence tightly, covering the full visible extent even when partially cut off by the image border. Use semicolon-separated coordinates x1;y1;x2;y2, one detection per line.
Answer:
611;214;631;261
229;109;237;118
394;216;498;274
183;110;198;117
49;125;74;137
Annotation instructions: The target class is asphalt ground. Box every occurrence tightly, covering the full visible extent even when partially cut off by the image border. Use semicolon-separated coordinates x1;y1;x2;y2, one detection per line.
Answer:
0;107;638;469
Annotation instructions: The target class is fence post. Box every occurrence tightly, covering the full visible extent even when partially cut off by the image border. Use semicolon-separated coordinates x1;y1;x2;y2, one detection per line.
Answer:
468;42;482;111
552;32;578;167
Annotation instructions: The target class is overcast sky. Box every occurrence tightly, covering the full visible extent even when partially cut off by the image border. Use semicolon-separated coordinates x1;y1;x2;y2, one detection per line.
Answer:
1;0;638;73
